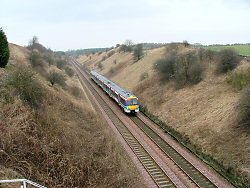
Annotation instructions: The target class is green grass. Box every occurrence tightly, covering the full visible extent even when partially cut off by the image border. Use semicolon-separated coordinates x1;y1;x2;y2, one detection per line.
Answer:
203;44;250;56
227;70;250;90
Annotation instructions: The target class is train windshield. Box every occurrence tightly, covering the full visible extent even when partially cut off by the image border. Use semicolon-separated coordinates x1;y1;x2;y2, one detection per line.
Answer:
127;98;138;106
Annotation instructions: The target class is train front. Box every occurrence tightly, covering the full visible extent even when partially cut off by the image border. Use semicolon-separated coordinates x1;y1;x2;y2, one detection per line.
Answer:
125;96;140;113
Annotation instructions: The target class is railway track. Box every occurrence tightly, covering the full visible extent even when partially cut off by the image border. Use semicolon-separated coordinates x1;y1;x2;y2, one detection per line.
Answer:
72;60;177;188
72;60;232;188
130;116;217;188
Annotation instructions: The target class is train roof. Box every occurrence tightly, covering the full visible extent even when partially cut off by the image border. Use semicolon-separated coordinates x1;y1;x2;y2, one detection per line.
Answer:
91;71;135;99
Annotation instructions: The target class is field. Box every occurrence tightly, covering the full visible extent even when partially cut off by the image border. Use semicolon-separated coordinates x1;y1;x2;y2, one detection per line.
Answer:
203;44;250;56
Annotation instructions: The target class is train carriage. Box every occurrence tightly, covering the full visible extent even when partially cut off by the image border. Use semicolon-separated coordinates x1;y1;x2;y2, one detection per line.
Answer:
90;71;140;113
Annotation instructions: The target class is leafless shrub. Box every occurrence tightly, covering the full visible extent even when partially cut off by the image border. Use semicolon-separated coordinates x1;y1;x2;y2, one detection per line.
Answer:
183;40;190;47
64;66;74;77
97;62;103;70
0;66;44;108
175;53;203;88
48;70;66;87
154;51;203;88
56;59;67;70
29;51;44;68
70;86;82;98
216;49;241;74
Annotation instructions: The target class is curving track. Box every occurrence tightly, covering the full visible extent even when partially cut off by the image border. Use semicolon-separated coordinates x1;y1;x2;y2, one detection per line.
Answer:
72;60;177;187
71;60;233;188
130;116;217;188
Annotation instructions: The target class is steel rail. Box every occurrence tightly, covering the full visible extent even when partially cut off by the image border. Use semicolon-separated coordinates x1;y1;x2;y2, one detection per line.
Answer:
130;115;218;188
72;60;177;188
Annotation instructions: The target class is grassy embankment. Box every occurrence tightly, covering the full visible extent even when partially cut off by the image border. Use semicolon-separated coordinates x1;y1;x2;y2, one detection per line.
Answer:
79;44;250;187
0;43;143;188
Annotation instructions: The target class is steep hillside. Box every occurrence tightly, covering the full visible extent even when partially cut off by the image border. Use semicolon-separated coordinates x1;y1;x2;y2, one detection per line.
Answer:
79;45;250;186
8;43;30;65
0;44;144;187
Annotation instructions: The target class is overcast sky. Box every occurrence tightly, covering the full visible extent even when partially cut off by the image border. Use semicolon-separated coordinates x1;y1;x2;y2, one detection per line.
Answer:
1;0;250;51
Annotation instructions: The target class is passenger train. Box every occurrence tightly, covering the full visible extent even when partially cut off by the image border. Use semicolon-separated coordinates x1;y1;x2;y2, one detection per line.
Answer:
90;71;140;113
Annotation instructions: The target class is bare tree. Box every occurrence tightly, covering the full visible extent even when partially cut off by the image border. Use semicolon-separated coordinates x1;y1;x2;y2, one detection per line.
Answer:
133;44;144;62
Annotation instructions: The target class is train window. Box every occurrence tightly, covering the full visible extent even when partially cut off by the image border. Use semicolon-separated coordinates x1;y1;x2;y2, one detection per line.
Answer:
127;98;138;106
110;90;115;96
120;97;126;106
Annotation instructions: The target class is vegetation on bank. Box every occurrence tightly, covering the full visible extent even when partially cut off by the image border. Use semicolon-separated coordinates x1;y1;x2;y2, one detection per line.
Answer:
238;87;250;129
135;43;249;186
0;37;143;187
0;66;44;108
154;48;204;88
227;69;250;90
228;68;250;129
216;49;242;74
140;106;249;188
133;44;144;62
154;45;243;88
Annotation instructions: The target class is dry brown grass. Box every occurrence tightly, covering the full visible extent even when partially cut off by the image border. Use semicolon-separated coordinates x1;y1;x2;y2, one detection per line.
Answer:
133;74;167;107
82;45;250;185
105;60;128;78
0;45;143;187
8;43;30;66
0;86;143;187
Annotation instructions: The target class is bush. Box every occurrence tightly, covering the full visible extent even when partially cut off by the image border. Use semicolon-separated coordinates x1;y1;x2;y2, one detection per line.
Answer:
205;49;216;63
30;51;43;68
197;48;206;62
56;59;66;69
227;70;250;90
175;52;202;87
154;53;176;81
0;66;44;108
119;44;132;53
0;28;10;68
154;51;203;88
154;54;177;81
46;55;55;66
188;61;203;84
119;41;134;53
70;86;82;98
64;66;74;77
97;62;103;70
216;49;241;74
48;71;66;87
238;86;250;128
133;44;144;62
183;40;190;47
